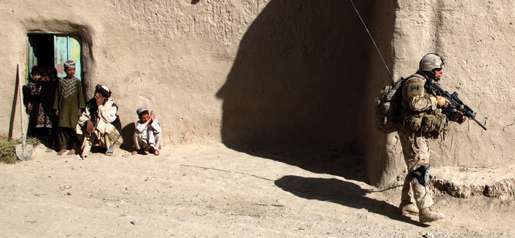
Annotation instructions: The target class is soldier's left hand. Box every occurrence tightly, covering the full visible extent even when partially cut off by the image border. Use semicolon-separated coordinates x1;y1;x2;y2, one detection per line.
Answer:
436;96;449;108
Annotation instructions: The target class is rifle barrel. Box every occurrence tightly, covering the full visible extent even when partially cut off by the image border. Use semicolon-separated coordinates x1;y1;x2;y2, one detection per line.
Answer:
429;81;487;131
472;117;487;130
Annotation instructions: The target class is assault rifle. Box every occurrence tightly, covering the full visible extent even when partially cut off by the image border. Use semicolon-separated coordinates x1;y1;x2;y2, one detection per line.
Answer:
426;80;487;130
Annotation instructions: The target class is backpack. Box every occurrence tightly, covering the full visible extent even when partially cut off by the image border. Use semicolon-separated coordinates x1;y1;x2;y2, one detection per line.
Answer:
375;77;407;133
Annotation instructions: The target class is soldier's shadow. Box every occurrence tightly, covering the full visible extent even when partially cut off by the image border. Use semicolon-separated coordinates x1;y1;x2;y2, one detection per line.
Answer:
275;175;429;227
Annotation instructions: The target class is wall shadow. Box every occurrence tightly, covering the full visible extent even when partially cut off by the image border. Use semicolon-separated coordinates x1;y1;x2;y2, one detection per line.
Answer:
275;175;428;227
216;0;394;182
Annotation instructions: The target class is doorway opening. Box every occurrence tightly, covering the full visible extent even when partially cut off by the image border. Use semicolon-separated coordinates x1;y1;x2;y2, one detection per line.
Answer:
27;33;83;80
24;33;84;149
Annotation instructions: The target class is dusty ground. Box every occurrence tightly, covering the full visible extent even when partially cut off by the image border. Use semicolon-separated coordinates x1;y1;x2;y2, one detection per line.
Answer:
0;144;513;238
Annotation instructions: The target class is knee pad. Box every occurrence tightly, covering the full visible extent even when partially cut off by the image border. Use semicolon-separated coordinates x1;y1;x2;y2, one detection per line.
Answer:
411;165;431;186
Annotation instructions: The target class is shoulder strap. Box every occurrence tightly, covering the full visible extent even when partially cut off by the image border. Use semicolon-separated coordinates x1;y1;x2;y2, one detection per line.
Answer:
384;77;406;100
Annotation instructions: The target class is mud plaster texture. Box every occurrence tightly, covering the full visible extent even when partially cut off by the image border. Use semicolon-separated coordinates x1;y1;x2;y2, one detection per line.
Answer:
431;165;515;199
0;0;513;185
368;0;515;186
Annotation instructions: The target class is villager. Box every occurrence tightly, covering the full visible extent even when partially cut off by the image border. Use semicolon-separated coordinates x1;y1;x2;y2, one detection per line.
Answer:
132;107;162;156
398;53;467;223
77;84;121;159
46;66;60;149
23;66;56;148
53;60;86;155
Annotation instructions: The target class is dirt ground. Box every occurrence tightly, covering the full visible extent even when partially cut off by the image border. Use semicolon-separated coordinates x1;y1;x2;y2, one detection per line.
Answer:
0;144;513;238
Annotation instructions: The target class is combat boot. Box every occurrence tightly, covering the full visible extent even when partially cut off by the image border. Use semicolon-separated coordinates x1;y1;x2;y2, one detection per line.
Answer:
399;202;419;216
419;207;445;223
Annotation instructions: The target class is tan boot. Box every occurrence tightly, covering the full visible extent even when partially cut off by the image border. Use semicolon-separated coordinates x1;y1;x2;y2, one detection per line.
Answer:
419;207;445;223
399;202;419;216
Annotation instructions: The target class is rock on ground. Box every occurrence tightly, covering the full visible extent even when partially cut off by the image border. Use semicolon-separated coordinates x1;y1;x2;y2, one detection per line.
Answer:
432;165;515;199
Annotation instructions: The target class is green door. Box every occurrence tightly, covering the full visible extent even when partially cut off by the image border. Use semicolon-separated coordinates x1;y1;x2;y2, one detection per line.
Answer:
27;41;37;79
54;35;82;80
27;34;82;80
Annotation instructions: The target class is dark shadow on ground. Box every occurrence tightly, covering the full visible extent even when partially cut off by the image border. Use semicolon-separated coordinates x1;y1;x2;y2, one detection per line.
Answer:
241;146;368;182
119;123;135;151
275;175;428;227
215;0;395;183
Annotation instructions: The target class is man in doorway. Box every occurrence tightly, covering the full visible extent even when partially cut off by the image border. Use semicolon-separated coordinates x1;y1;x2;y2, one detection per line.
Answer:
53;60;86;155
398;53;466;223
77;84;121;159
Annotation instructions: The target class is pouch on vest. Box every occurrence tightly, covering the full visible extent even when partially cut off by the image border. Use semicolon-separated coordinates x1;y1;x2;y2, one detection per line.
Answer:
404;113;423;132
421;111;447;135
404;111;447;136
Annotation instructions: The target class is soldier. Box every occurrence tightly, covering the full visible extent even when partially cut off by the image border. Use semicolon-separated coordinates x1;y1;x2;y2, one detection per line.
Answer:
398;53;466;223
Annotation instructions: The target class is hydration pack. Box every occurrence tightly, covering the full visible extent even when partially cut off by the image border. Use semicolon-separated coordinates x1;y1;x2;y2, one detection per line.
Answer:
375;78;407;133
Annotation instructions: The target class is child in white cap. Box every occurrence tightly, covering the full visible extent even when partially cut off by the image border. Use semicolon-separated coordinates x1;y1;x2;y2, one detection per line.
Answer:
133;107;162;155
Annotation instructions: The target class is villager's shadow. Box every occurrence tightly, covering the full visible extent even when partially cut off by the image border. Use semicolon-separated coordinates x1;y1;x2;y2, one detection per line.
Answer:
120;123;135;151
216;0;395;182
275;175;428;227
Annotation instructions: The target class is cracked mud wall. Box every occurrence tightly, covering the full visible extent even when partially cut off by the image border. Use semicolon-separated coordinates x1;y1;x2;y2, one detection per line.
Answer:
0;0;382;154
375;0;515;187
0;0;513;185
216;0;379;150
0;0;271;144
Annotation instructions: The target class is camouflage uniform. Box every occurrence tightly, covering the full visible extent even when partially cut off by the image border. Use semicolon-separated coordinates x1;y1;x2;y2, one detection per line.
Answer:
396;53;463;223
399;73;438;210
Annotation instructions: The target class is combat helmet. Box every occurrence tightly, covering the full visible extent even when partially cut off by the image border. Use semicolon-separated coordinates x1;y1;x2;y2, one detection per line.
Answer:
419;53;444;72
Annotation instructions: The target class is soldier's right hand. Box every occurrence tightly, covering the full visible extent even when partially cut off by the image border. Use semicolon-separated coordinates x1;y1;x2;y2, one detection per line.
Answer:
436;96;449;108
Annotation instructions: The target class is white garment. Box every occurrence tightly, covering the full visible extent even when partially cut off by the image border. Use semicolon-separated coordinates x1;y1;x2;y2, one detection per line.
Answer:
77;98;117;131
77;98;120;157
135;119;161;147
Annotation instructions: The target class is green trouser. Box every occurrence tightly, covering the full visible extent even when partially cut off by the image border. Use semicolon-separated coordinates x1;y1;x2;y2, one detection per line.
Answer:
57;127;79;151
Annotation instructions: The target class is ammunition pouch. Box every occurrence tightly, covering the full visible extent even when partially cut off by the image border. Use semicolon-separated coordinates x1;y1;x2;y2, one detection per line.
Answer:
403;110;447;137
404;114;423;132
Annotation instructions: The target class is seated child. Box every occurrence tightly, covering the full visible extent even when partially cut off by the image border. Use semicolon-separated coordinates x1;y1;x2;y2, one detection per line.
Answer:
133;107;162;155
77;84;121;158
